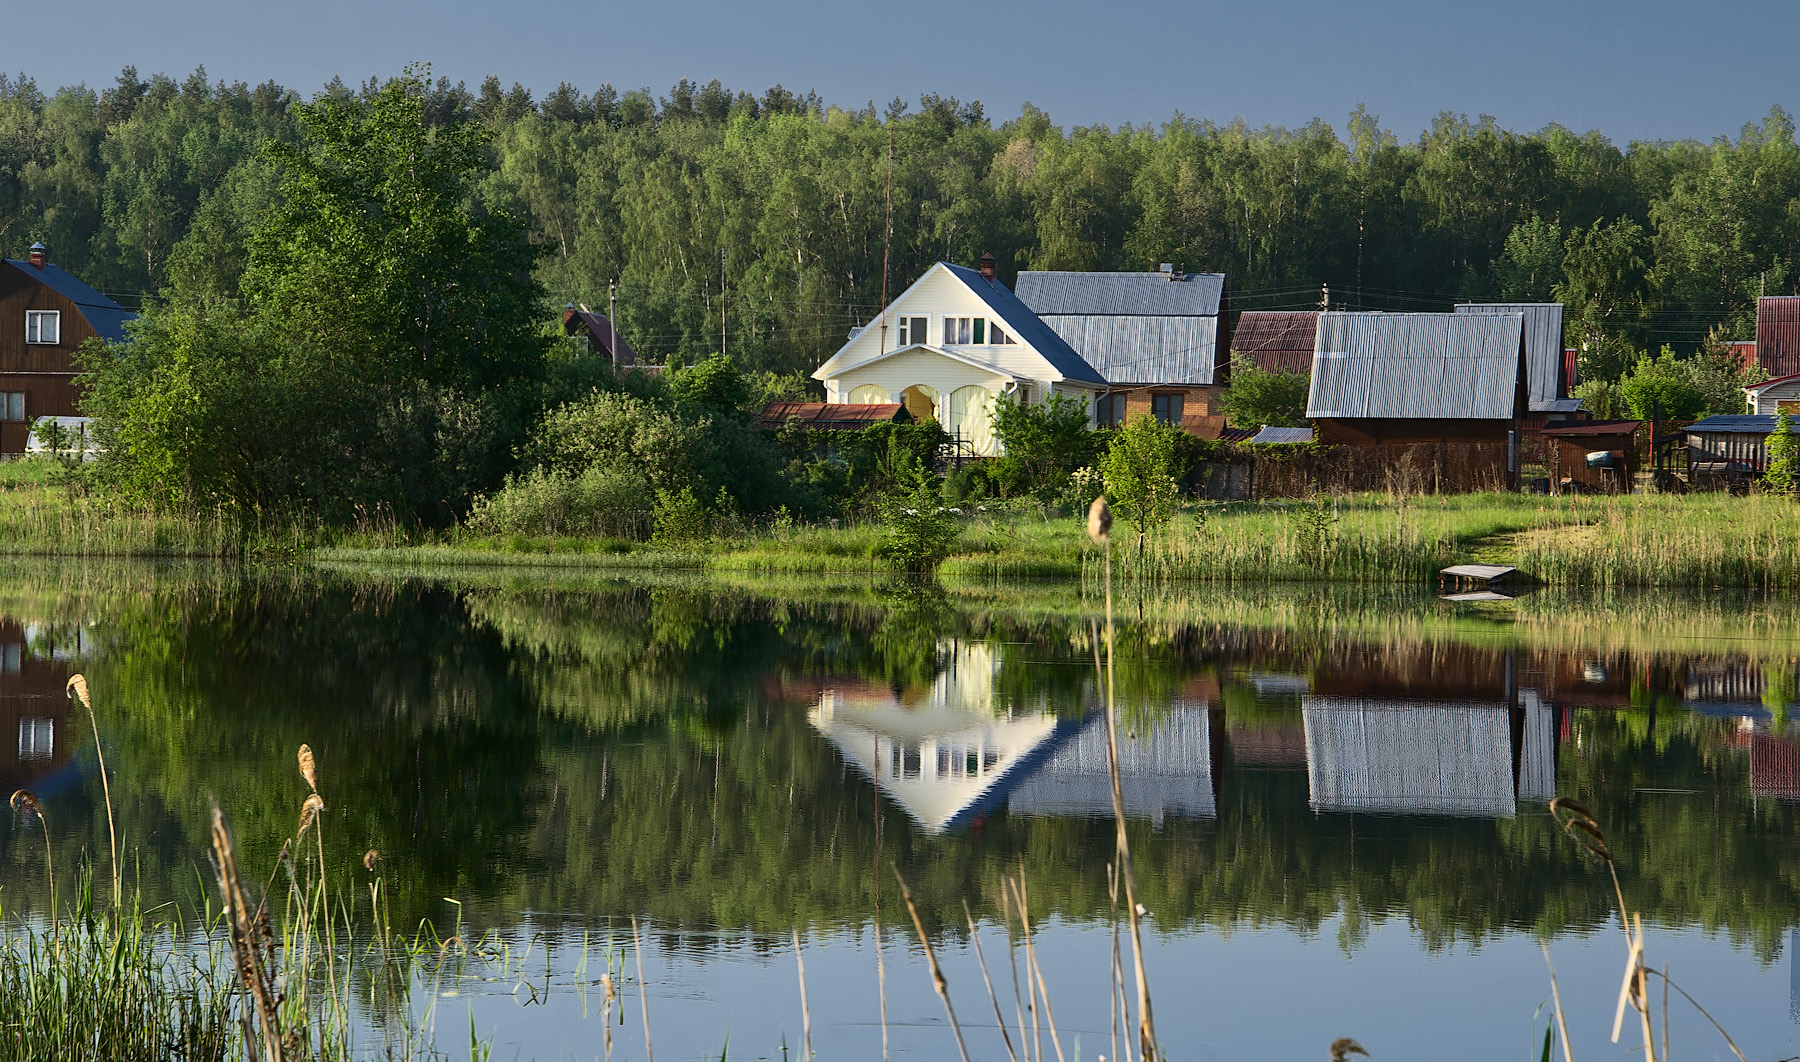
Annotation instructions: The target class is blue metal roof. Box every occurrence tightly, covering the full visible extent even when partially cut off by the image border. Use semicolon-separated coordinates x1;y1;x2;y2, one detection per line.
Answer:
1684;414;1783;434
3;260;137;342
944;263;1106;385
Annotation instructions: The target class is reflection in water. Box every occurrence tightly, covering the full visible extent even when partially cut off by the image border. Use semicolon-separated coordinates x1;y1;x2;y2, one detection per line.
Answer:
0;620;82;799
1009;705;1219;823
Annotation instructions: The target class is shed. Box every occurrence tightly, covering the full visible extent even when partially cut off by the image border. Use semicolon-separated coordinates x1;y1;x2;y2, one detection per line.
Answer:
1684;413;1787;477
1231;310;1318;373
1756;297;1800;379
1539;420;1641;493
1016;269;1229;432
758;401;905;431
1745;371;1800;416
1455;302;1569;413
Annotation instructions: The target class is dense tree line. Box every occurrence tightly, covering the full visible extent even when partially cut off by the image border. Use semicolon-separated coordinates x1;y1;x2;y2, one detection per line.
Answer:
6;65;1800;381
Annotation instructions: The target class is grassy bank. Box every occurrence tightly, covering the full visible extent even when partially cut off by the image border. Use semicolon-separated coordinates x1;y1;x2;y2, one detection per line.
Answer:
328;491;1800;590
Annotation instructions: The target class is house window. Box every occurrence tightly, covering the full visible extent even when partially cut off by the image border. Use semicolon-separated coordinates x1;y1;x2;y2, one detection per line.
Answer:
972;318;986;344
1096;393;1127;427
1;393;23;422
992;324;1016;345
896;316;928;346
943;317;978;345
1152;393;1184;425
25;310;60;345
19;718;53;762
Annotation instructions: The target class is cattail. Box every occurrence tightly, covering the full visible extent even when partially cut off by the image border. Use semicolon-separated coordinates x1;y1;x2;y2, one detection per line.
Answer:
364;849;380;871
1330;1038;1370;1062
10;789;39;817
65;674;90;709
297;793;325;836
298;744;318;792
1088;496;1112;544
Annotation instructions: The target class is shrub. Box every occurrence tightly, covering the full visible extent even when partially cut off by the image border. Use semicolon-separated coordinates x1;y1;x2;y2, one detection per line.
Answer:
878;454;962;578
1218;355;1310;428
1766;409;1798;495
467;465;652;538
1099;414;1186;558
652;486;712;546
990;392;1098;500
1620;348;1705;421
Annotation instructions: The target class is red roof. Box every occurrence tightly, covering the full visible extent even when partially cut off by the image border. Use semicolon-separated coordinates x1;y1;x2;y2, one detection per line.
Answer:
1756;298;1800;378
1232;311;1318;373
759;402;904;431
1540;420;1642;438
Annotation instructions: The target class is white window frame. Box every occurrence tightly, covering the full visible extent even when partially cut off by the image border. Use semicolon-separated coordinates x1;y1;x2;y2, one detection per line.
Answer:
896;316;928;347
944;316;982;345
25;310;60;346
991;323;1016;345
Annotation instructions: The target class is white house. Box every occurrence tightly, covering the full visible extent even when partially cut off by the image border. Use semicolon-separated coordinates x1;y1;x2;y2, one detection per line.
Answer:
812;259;1108;456
1745;372;1800;415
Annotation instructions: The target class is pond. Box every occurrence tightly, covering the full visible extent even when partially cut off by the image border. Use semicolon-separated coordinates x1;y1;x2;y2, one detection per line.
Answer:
1;562;1797;1062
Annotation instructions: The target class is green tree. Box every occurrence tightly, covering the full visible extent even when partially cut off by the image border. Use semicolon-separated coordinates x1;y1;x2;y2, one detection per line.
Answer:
1217;356;1310;429
1099;414;1185;559
1619;348;1705;422
990;392;1097;501
1766;409;1798;494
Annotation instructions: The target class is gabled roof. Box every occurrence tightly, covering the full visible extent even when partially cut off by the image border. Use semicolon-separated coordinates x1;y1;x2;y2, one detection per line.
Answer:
1747;370;1800;393
1233;311;1318;373
818;263;1104;386
1455;302;1565;410
1014;271;1224;316
946;264;1105;385
1017;270;1226;386
1307;312;1525;420
3;260;137;342
563;308;637;366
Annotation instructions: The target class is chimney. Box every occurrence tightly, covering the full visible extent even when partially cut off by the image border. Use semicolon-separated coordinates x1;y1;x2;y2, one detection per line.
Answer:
978;251;996;282
27;243;46;269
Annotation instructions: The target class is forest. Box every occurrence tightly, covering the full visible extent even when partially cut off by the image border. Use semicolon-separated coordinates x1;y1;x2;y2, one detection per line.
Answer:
4;64;1800;383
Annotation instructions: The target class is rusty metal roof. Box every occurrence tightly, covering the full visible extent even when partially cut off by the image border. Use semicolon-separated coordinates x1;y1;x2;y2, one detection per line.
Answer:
1539;420;1641;438
1306;312;1525;420
1756;297;1800;378
1232;311;1318;373
1455;302;1564;410
758;402;904;431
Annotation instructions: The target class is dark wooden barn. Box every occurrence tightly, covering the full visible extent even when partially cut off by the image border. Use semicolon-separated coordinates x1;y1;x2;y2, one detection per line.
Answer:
0;245;135;454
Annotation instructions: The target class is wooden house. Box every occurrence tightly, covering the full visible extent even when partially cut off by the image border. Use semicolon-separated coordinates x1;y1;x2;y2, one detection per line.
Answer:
813;258;1106;457
1306;312;1527;439
1015;267;1230;435
561;304;640;367
0;245;135;455
1684;414;1786;478
1745;371;1800;415
1232;310;1318;374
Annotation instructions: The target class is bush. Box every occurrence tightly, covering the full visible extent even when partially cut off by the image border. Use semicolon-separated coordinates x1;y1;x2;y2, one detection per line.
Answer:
1620;348;1705;421
1217;355;1310;428
990;392;1098;500
1099;414;1186;557
878;454;962;578
1766;410;1798;495
466;465;652;539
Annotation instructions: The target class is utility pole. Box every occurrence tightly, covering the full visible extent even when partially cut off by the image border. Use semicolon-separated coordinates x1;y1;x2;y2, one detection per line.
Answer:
608;280;619;369
879;129;893;357
721;246;727;358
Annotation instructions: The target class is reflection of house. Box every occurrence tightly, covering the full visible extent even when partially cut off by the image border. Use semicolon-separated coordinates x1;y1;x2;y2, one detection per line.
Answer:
0;620;77;794
1742;733;1800;800
1008;704;1219;823
808;642;1066;833
1302;695;1556;817
1015;269;1230;434
812;258;1107;456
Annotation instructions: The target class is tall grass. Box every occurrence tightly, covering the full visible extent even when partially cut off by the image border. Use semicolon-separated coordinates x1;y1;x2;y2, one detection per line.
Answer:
1518;493;1800;589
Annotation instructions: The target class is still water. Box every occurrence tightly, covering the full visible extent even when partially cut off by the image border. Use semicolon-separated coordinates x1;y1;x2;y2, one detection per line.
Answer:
2;564;1798;1061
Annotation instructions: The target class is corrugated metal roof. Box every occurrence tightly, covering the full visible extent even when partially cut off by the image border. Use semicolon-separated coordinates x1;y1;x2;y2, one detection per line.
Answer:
1756;297;1800;378
946;264;1107;385
1006;705;1215;822
1232;311;1318;373
1015;271;1224;316
1307;312;1524;420
1684;414;1782;434
1034;314;1219;385
1455;302;1564;409
4;259;137;342
1303;696;1519;817
1249;425;1314;444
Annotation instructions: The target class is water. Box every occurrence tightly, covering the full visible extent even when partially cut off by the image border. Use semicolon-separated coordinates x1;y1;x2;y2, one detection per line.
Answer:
2;563;1799;1061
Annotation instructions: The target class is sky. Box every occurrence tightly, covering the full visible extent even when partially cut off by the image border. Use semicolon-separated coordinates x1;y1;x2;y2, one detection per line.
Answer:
9;0;1800;143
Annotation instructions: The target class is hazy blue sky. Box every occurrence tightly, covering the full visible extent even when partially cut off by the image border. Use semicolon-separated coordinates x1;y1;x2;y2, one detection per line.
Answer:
10;0;1798;142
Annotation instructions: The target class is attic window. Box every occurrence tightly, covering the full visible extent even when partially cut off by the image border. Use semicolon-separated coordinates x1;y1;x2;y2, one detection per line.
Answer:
896;316;928;346
25;310;59;345
944;317;984;345
992;325;1016;345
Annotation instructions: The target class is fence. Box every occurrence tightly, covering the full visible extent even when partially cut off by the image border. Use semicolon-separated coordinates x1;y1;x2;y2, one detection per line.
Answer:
1192;440;1512;499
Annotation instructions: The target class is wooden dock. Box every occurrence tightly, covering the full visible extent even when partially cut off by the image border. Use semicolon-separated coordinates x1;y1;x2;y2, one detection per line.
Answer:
1438;564;1517;592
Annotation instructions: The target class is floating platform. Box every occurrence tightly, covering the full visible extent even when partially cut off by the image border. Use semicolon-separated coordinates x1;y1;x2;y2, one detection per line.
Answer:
1439;563;1516;585
1439;589;1515;603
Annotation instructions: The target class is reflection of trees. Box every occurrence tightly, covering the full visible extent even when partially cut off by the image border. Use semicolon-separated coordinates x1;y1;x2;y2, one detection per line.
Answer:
2;568;1796;956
